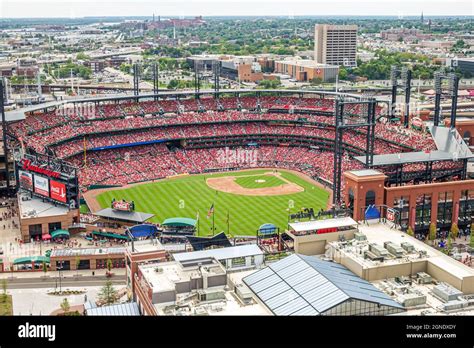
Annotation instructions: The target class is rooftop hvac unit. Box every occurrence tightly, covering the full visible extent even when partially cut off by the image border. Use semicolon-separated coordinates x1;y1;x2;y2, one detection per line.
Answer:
441;299;468;311
400;242;415;253
399;293;427;307
363;250;384;262
384;242;404;258
354;232;367;241
369;243;390;258
432;283;463;302
235;283;253;304
416;272;432;284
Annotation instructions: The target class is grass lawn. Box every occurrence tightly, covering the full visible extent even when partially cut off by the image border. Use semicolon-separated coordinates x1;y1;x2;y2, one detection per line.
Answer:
0;295;13;316
96;169;329;236
80;204;90;214
234;174;286;189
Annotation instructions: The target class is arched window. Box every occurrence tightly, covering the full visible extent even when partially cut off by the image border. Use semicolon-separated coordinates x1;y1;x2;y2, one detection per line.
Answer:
366;190;376;207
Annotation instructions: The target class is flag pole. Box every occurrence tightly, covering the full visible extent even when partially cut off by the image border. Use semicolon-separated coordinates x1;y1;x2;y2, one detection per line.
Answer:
227;211;230;236
212;202;215;236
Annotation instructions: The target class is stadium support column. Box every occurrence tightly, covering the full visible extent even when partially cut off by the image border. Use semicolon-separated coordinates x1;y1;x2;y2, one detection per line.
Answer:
0;80;10;191
390;66;398;121
133;63;140;98
333;99;344;207
433;72;442;127
194;62;201;99
365;99;376;168
402;68;412;128
152;63;159;101
213;60;220;98
448;73;459;129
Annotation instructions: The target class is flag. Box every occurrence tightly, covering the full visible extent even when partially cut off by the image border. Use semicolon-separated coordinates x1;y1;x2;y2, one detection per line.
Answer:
207;203;214;218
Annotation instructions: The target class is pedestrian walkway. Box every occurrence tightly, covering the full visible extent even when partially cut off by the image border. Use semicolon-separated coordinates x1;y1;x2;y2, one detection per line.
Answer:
0;268;126;280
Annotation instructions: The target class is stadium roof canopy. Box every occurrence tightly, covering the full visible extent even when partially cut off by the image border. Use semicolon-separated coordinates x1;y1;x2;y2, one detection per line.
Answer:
162;217;197;227
173;244;263;263
13;256;50;265
94;208;154;223
243;254;404;316
186;232;232;251
85;302;140;316
5;89;372;122
355;126;474;166
288;217;357;233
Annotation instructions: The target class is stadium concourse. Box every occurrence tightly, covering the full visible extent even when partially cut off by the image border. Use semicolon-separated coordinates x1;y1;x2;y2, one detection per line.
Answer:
8;94;456;195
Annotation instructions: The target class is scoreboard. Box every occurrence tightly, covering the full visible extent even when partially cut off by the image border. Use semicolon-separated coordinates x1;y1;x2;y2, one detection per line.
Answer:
16;155;79;208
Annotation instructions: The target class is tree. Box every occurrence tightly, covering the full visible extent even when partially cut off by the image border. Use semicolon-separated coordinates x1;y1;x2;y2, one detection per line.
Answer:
60;298;70;314
1;279;7;303
310;77;323;85
75;257;80;275
470;224;474;248
428;223;437;245
338;67;349;80
42;262;48;274
98;280;118;305
106;258;113;273
450;223;459;240
447;234;453;251
407;226;414;237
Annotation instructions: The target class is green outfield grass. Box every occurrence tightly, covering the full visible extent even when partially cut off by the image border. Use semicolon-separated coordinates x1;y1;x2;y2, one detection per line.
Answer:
234;174;286;189
95;169;329;236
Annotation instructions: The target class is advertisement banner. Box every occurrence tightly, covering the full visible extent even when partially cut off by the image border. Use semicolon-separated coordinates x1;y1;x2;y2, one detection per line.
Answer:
112;200;134;212
19;170;33;191
34;175;49;197
50;180;67;203
386;208;396;222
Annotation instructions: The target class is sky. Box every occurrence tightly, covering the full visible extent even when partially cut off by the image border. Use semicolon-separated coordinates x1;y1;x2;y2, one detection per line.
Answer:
0;0;472;18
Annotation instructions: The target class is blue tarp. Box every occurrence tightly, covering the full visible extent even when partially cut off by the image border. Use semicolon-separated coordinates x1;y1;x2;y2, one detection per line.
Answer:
365;205;380;220
129;224;159;238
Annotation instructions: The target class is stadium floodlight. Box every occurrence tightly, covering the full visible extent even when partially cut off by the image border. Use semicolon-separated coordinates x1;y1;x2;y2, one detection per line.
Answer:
434;72;443;94
447;73;459;96
390;66;398;86
401;67;408;82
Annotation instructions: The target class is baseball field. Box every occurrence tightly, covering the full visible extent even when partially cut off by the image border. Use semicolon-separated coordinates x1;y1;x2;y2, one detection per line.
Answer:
93;169;330;236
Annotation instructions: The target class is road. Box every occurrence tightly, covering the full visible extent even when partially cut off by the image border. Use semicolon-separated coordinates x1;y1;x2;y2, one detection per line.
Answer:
3;275;126;289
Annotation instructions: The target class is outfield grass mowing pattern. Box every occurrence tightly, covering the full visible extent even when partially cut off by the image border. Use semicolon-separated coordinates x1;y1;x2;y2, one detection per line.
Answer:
234;174;286;189
96;169;329;236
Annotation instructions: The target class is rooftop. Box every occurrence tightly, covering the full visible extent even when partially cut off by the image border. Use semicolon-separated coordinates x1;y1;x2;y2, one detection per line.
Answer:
288;216;358;233
331;223;474;280
19;194;70;219
243;254;404;315
50;246;125;258
172;244;263;263
139;259;226;293
126;238;164;254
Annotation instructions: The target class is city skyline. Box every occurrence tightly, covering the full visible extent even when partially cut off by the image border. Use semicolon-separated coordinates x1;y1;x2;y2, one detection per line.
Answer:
0;0;472;18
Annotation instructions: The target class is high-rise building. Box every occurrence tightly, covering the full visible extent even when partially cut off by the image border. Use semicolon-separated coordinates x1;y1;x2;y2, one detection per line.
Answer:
314;24;358;68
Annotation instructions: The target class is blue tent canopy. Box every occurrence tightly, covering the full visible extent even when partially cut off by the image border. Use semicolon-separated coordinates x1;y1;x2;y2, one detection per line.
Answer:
258;223;277;235
129;224;158;238
365;205;380;220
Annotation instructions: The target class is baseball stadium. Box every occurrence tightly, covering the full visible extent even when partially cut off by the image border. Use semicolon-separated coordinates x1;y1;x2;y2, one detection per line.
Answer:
5;84;474;249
